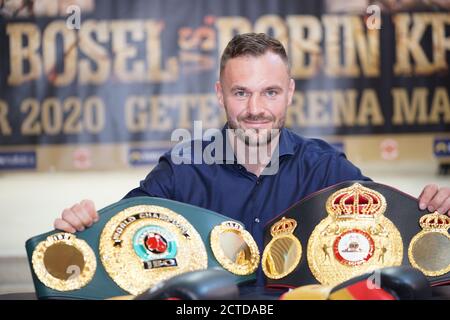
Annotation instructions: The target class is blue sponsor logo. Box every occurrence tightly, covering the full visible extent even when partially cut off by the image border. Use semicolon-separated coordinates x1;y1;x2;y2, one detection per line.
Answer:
434;139;450;157
0;151;36;170
128;148;168;166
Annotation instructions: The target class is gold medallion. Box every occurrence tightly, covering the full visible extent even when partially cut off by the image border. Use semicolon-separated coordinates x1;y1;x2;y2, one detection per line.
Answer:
210;221;260;275
262;217;302;279
31;233;96;291
99;205;208;295
307;183;403;285
408;212;450;277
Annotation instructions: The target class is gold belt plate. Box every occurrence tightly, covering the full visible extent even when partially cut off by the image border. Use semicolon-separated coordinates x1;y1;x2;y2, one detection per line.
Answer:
307;183;403;285
262;217;302;279
32;233;96;291
210;221;260;275
99;205;207;295
408;212;450;277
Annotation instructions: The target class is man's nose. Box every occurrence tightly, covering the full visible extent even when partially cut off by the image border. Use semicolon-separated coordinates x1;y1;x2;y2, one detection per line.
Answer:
247;94;263;115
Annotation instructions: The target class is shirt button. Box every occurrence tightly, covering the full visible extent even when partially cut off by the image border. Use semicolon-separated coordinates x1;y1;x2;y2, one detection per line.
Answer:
256;179;261;185
254;218;260;223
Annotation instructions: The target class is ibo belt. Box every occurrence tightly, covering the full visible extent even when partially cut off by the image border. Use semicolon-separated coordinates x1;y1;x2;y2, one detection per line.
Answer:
262;181;450;288
26;197;259;299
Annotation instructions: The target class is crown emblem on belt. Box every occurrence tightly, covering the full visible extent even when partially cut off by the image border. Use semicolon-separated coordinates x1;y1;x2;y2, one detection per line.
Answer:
223;221;244;230
419;212;450;231
270;217;297;236
326;183;387;219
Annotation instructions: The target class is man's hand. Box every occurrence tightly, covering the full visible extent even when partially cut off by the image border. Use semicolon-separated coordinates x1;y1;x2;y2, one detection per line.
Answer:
418;184;450;216
54;199;99;233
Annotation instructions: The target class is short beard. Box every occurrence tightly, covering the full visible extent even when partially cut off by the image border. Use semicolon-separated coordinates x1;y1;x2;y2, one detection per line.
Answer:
227;117;285;147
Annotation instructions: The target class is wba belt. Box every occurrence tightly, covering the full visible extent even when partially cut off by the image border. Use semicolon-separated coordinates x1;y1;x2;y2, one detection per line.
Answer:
262;181;450;288
26;197;259;299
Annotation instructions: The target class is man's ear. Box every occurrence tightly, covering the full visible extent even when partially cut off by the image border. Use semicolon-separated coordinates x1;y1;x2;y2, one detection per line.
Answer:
215;81;225;109
287;78;295;106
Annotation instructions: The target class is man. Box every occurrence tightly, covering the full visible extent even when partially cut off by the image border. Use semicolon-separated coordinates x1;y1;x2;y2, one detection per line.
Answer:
54;33;450;255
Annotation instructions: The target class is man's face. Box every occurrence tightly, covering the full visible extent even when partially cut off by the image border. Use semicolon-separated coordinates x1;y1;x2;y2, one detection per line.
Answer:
216;51;295;146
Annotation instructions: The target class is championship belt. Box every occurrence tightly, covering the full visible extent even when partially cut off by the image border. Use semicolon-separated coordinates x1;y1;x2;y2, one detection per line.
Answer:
26;197;259;299
262;181;450;288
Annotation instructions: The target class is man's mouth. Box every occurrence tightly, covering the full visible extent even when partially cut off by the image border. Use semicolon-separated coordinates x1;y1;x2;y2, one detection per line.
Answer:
241;118;273;126
244;120;270;124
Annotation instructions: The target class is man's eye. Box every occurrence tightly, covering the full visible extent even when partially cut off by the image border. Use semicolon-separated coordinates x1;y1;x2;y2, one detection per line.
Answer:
265;90;278;97
234;91;248;98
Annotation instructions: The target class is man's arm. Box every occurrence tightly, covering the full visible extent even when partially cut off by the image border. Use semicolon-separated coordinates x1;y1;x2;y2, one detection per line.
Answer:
54;154;176;233
54;199;98;233
319;153;372;187
322;153;450;216
123;156;175;199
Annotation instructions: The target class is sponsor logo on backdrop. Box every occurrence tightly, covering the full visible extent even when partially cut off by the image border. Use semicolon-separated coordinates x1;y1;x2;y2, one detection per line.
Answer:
73;148;92;170
380;139;399;161
434;138;450;157
128;148;169;166
0;151;36;170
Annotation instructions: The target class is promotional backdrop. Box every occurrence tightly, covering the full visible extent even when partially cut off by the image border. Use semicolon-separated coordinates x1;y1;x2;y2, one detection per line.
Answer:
0;0;449;171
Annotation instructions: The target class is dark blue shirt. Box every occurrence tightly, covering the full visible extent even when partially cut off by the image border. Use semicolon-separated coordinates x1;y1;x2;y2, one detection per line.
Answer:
124;125;370;252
